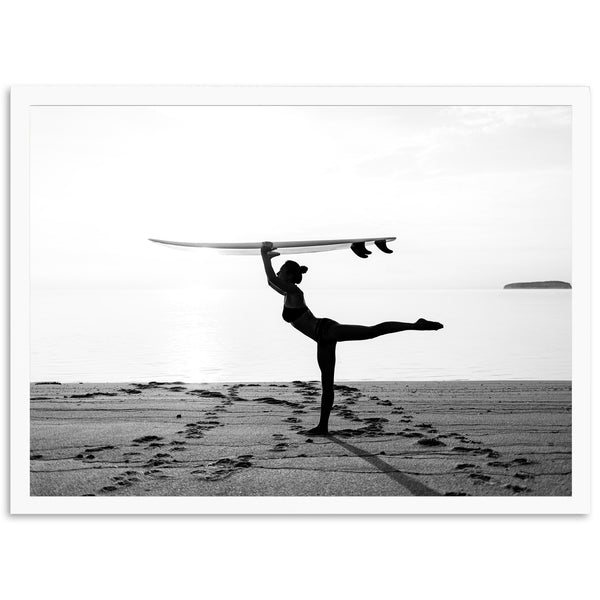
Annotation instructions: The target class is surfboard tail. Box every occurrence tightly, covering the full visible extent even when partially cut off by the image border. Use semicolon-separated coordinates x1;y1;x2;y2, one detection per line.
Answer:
350;241;372;258
350;239;394;258
375;239;394;254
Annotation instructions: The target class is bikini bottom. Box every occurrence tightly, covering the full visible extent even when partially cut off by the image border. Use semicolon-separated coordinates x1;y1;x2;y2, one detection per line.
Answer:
315;317;338;344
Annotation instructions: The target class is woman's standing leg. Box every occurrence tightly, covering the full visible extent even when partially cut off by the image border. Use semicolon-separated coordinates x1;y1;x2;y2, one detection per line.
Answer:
305;341;337;435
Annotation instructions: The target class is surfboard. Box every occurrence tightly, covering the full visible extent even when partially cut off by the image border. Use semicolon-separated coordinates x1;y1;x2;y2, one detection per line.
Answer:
148;236;396;258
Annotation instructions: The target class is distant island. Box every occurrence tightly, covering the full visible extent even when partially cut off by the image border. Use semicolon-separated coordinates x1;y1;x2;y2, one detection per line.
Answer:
504;281;572;289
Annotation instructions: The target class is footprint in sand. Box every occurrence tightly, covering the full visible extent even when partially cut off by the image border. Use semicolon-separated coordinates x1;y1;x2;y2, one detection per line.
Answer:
183;419;222;439
334;384;360;394
234;458;252;468
86;445;115;452
335;408;355;419
375;399;393;407
513;472;533;480
107;471;140;487
111;474;135;488
452;446;474;453
469;473;492;482
512;457;535;465
336;420;391;438
505;484;528;493
482;448;500;459
143;452;176;468
192;454;254;480
187;389;226;399
451;446;500;459
458;436;480;444
416;437;446;447
132;435;164;444
270;442;289;452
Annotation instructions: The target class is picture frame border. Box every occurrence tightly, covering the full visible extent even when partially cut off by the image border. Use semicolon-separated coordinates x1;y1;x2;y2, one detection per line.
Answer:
11;85;591;514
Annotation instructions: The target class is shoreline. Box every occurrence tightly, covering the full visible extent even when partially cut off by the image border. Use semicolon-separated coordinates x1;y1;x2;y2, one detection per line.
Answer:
32;378;573;385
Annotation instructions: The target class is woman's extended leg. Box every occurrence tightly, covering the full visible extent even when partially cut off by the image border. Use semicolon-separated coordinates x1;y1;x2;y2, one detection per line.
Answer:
305;341;337;435
329;318;442;343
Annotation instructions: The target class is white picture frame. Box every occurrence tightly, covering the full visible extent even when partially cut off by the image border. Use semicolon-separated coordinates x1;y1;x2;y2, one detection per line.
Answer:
10;86;591;514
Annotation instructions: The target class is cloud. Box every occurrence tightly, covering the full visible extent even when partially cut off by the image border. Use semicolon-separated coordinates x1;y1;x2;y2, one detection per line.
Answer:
352;106;571;180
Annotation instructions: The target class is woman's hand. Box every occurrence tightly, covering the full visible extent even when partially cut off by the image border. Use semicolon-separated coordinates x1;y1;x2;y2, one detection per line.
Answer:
261;241;280;259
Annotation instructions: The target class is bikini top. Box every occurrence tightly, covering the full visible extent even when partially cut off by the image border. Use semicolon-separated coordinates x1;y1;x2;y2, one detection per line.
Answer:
282;305;309;323
281;287;308;323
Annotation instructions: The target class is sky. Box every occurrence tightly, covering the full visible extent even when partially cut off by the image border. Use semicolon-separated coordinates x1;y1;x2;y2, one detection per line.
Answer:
29;105;571;290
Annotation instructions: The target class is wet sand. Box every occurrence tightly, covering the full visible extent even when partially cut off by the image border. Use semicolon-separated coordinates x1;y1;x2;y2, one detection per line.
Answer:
30;381;571;497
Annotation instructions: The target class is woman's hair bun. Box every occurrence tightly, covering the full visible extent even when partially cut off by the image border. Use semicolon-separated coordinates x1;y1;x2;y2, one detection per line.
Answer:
300;266;308;274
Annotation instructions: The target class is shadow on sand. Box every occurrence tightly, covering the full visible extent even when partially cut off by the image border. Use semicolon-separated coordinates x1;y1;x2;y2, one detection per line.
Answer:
328;435;441;496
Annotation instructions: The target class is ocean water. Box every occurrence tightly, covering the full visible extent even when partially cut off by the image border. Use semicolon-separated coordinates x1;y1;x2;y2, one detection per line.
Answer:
30;289;571;382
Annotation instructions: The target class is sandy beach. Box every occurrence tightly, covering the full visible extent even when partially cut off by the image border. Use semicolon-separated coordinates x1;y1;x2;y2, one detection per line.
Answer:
30;380;571;497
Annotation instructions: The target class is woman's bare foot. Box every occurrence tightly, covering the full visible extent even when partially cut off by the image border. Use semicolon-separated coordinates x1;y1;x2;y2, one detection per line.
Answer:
304;426;330;436
414;318;443;331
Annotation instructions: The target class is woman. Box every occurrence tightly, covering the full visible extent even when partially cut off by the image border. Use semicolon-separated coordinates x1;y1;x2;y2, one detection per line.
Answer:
260;241;443;435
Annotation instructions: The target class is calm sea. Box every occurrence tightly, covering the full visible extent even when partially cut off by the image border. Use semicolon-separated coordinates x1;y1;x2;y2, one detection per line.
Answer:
31;289;571;382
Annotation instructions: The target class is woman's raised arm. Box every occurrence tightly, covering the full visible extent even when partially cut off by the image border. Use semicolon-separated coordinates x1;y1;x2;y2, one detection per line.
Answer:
260;242;279;280
260;242;294;294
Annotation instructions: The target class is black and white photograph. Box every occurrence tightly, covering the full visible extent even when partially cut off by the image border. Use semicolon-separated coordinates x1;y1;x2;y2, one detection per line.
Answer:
11;86;589;513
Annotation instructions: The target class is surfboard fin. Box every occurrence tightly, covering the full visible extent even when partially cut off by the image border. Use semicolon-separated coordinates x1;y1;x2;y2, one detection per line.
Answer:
351;241;372;259
375;239;394;254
